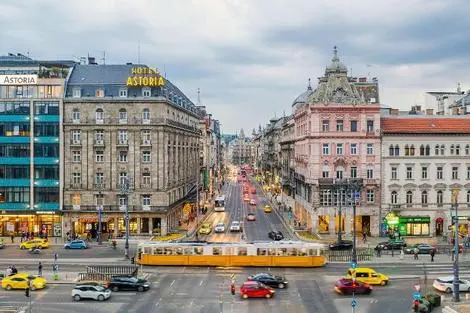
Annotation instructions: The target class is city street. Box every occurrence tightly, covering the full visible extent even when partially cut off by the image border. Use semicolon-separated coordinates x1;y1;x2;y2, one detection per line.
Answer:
0;266;427;313
192;181;292;243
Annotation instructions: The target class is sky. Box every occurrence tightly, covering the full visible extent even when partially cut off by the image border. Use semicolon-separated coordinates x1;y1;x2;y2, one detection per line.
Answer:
2;0;470;134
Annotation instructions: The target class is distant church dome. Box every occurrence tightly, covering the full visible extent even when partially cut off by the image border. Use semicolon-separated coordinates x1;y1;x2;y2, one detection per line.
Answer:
325;46;347;74
292;79;314;108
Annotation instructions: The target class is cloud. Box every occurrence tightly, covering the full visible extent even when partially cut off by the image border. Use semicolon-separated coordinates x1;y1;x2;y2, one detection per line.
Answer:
1;0;470;133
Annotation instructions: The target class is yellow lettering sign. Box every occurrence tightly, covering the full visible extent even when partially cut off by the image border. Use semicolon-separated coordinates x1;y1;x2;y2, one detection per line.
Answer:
127;67;165;87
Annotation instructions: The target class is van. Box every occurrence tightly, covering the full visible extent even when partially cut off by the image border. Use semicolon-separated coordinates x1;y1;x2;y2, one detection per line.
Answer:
345;267;389;286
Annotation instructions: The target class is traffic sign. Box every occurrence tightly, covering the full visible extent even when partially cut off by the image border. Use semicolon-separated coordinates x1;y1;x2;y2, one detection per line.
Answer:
350;261;357;269
351;298;358;308
413;292;421;300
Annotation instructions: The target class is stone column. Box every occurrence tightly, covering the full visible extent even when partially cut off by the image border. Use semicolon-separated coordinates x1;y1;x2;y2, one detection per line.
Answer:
161;216;167;236
137;217;141;235
149;217;153;235
113;216;119;237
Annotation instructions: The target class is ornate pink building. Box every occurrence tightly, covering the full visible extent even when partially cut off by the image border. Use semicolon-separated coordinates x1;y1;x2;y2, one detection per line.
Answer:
293;48;381;236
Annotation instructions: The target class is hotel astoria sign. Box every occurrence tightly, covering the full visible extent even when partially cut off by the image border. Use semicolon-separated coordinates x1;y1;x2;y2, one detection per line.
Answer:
126;67;165;87
0;74;38;85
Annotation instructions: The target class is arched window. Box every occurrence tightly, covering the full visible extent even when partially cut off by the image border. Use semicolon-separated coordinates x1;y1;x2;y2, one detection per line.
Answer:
425;145;430;156
119;108;127;123
467;191;470;203
456;145;460;155
405;145;410;156
440;144;445;155
391;191;398;204
420;145;425;156
95;108;104;123
394;145;400;156
435;144;440;155
142;108;150;122
437;190;443;205
389;145;394;156
406;191;413;204
450;145;455;155
421;191;428;204
466;144;470;155
410;145;415;156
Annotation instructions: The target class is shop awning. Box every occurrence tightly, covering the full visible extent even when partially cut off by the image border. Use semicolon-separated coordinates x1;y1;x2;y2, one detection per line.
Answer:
436;217;444;223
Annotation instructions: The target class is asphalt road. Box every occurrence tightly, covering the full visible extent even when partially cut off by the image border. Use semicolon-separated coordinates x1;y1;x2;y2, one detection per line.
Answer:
195;179;292;243
0;267;420;313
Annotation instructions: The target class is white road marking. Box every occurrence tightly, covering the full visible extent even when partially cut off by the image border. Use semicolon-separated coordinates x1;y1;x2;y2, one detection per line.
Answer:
155;297;162;307
170;279;175;287
200;280;204;286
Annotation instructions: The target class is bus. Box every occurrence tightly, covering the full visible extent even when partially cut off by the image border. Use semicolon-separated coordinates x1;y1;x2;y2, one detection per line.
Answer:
136;241;327;267
214;195;226;212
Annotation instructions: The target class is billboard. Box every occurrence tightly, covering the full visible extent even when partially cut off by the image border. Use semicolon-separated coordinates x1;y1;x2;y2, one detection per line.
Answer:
0;74;38;85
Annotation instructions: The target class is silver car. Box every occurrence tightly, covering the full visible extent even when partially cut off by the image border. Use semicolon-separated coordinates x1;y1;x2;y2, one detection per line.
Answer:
230;221;241;232
72;284;112;301
214;223;225;233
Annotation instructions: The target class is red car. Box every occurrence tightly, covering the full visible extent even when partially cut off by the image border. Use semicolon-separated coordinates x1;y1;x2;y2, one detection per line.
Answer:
240;281;275;299
334;278;372;295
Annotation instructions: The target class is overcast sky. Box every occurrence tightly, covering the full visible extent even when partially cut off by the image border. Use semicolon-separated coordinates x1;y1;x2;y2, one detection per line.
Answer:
2;0;470;134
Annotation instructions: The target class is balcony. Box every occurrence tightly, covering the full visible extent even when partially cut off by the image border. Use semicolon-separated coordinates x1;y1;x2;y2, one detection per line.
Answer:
94;139;105;147
62;205;168;213
70;183;82;189
70;139;81;146
116;139;128;147
141;139;152;146
365;179;380;186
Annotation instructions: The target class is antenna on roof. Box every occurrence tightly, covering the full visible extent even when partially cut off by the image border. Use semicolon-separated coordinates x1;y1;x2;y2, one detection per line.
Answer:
163;64;167;78
137;42;140;64
101;51;106;65
197;88;201;105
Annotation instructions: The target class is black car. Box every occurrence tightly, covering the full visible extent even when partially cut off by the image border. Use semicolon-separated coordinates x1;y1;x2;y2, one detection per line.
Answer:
329;240;353;251
108;276;151;292
268;231;284;241
376;239;407;250
248;273;288;289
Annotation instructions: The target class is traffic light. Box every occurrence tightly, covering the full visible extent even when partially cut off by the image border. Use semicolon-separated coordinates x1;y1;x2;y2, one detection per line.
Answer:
25;287;30;297
413;300;419;312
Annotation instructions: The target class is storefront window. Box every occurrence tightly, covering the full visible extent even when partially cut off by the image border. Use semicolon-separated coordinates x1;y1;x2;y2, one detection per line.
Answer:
0;214;61;236
406;223;430;236
318;215;329;233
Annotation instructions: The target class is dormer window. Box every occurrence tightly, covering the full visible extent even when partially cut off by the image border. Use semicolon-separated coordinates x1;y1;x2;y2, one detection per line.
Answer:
119;108;128;123
142;88;151;97
119;88;128;98
95;89;104;97
72;108;80;123
95;108;104;124
72;88;81;98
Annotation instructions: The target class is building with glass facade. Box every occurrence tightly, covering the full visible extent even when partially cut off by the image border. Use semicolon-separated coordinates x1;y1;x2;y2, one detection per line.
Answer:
0;53;74;237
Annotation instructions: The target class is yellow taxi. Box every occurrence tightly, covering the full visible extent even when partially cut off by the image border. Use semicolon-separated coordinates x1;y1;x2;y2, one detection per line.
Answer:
345;267;389;286
264;205;272;213
19;238;49;250
199;223;212;235
2;273;47;290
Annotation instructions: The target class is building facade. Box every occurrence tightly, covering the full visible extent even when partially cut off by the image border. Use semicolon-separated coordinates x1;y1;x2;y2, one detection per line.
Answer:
0;53;74;237
62;63;203;238
279;115;295;209
381;116;470;237
293;48;381;236
230;129;252;165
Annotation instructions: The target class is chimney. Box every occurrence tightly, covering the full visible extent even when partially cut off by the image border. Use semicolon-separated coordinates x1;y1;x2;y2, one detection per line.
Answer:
425;109;434;115
390;109;399;115
452;107;459;115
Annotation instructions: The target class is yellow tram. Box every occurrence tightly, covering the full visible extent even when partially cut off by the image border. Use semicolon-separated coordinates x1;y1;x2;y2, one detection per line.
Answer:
136;241;327;267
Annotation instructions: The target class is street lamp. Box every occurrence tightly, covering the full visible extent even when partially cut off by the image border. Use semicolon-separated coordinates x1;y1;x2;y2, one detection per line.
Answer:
120;177;131;259
95;183;104;246
451;188;460;302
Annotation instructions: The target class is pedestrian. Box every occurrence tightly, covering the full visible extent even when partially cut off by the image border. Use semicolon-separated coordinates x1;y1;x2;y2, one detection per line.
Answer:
11;266;17;275
230;280;236;295
10;233;14;243
414;247;419;260
430;248;435;262
6;266;12;276
362;231;367;243
38;262;43;277
400;248;404;260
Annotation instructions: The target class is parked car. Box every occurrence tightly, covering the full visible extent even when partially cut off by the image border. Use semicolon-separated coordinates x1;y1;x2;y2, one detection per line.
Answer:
433;276;470;293
334;278;372;295
247;273;288;289
230;221;241;232
376;239;407;250
240;281;275;299
404;244;436;254
108;276;151;292
268;231;284;241
72;283;112;301
214;223;225;233
249;199;256;205
64;240;88;249
246;213;256;221
329;240;353;251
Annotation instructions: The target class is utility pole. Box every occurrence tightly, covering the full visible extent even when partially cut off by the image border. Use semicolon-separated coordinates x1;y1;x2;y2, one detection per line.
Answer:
351;179;363;265
96;182;104;245
338;184;343;243
120;177;131;259
195;165;200;241
452;188;460;302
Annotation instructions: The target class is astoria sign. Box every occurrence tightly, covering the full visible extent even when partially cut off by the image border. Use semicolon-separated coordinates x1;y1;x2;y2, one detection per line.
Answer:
0;75;38;85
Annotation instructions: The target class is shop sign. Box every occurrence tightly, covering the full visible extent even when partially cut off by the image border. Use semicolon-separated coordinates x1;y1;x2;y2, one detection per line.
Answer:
0;74;37;85
126;67;164;87
53;223;61;236
6;222;14;232
36;211;55;215
399;216;430;223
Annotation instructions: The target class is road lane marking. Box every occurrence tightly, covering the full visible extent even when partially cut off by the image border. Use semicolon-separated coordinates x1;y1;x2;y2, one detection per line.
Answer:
200;280;204;286
170;279;175;287
155;297;162;307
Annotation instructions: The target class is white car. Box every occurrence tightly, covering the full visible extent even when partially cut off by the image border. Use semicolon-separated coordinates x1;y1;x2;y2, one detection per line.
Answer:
214;223;226;233
72;284;112;301
230;221;241;232
433;276;470;293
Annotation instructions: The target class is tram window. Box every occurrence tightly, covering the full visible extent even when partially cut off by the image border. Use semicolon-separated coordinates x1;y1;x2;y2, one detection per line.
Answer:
277;248;286;256
237;247;247;256
164;247;173;255
224;247;233;255
308;249;316;256
298;248;307;256
154;247;164;255
257;248;267;256
143;247;151;254
175;248;184;255
213;247;222;255
194;247;203;255
184;248;193;255
268;248;276;256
